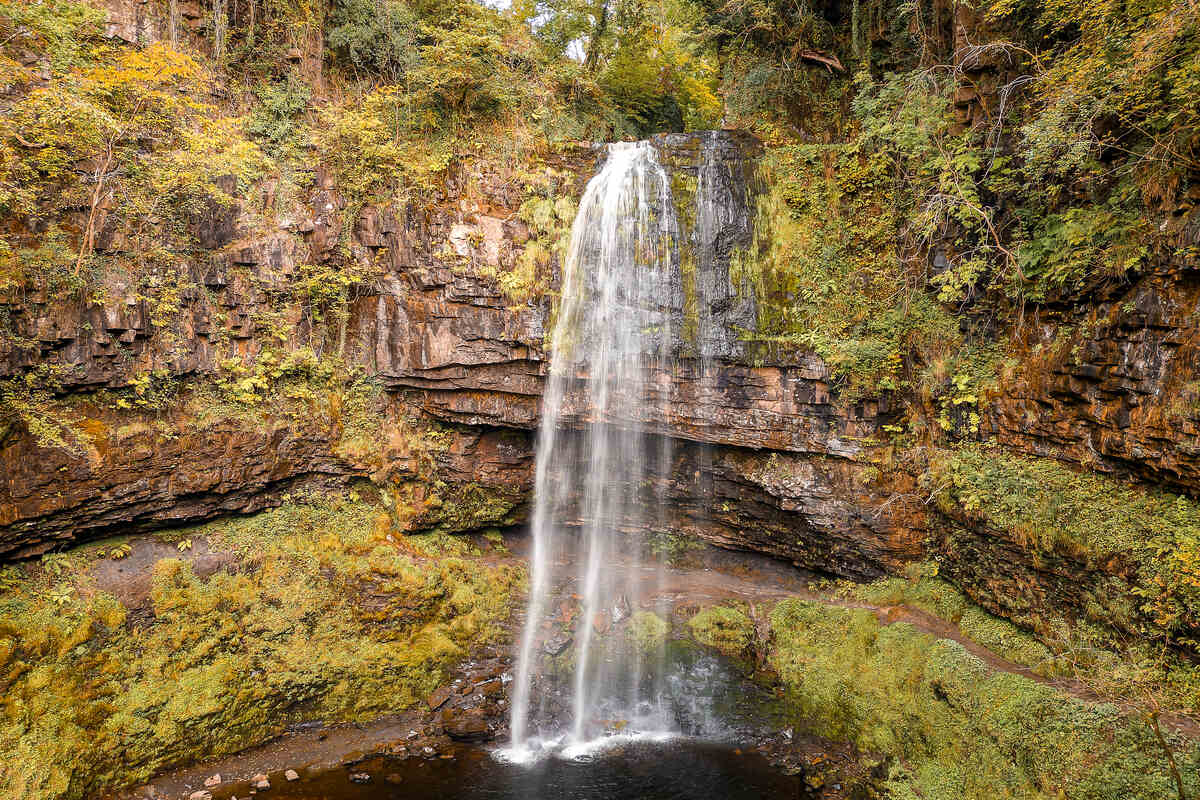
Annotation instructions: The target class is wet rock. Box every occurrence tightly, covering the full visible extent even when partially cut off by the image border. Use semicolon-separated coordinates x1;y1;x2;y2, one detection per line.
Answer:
426;686;455;710
543;631;572;655
188;792;212;800
203;774;222;787
441;706;493;741
284;769;300;782
348;772;371;784
385;773;404;784
251;773;270;790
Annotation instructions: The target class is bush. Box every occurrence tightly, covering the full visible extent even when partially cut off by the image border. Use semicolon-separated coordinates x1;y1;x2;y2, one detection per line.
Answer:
247;77;312;157
327;0;419;77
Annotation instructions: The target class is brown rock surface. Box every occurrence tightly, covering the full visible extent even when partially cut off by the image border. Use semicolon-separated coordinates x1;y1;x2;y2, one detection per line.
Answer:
1;132;916;579
986;273;1200;493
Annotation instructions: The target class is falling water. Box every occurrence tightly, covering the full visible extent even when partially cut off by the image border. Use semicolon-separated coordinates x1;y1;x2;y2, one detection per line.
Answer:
503;133;760;762
506;141;680;758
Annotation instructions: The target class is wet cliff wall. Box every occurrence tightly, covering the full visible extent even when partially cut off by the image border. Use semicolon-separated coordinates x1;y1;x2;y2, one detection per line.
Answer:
1;123;911;584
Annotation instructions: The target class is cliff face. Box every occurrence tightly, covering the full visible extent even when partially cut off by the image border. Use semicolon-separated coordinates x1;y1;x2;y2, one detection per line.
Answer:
6;119;1200;653
987;270;1200;492
1;130;915;577
6;0;1200;662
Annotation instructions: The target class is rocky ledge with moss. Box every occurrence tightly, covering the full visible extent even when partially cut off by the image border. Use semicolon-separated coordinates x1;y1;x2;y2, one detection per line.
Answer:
0;493;522;799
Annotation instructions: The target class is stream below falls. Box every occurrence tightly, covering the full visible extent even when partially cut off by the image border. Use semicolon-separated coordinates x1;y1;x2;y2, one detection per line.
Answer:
204;741;811;800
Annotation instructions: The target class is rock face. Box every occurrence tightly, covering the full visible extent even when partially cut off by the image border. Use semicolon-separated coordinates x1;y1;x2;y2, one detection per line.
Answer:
986;271;1200;492
3;130;920;575
547;434;917;580
0;397;532;559
0;406;349;559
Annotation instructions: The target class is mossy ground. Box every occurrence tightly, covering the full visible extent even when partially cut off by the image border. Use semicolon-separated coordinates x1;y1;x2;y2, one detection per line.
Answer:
627;611;669;653
0;493;521;800
687;598;1200;800
850;564;1061;677
926;445;1200;710
770;597;1200;800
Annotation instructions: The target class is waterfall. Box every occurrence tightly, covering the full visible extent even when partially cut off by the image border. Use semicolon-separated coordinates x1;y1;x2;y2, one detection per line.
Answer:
506;140;679;758
502;133;757;762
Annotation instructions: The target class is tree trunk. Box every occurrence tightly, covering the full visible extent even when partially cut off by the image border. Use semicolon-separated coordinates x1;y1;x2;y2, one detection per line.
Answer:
1149;711;1186;800
584;3;608;73
168;0;179;46
213;0;227;61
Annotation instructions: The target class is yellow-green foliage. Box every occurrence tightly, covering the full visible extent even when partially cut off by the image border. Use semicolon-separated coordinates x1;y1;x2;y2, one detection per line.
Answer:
768;598;1200;800
314;1;617;209
0;495;520;800
384;480;525;536
489;187;576;306
1001;0;1200;214
687;605;753;658
0;24;269;295
956;607;1059;674
733;138;962;398
856;570;968;622
0;364;91;457
928;445;1200;645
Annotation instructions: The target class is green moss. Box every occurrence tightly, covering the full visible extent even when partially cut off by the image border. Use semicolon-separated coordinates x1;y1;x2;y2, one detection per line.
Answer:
852;565;1059;677
729;142;967;397
928;445;1200;644
384;480;523;536
645;529;705;566
627;611;668;653
769;597;1200;800
670;170;700;350
0;494;520;800
856;573;968;623
688;605;753;658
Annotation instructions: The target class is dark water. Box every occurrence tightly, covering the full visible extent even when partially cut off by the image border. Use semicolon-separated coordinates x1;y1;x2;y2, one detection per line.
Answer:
215;741;809;800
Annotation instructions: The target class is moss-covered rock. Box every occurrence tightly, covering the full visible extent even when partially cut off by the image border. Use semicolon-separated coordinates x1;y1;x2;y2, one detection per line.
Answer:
687;605;754;658
768;597;1200;800
0;494;521;800
627;610;669;653
852;566;1060;677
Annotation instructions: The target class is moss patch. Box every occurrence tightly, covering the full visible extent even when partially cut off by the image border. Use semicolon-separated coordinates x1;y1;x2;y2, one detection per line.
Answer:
0;494;521;800
627;611;669;653
853;565;1059;677
768;597;1200;800
688;605;753;658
